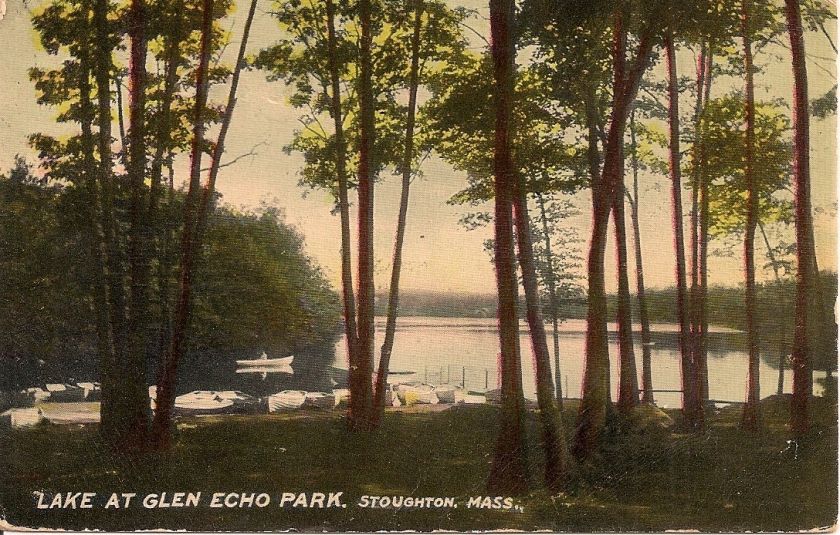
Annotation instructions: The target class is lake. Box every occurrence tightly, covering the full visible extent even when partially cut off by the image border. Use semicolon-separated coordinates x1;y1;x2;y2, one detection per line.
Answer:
171;316;823;408
329;317;822;408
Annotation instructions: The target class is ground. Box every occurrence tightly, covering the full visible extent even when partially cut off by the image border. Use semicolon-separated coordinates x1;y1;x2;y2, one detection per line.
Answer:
0;396;836;531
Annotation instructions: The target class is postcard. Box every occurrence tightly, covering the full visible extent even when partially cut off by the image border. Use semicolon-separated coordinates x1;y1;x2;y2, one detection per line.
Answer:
0;0;837;531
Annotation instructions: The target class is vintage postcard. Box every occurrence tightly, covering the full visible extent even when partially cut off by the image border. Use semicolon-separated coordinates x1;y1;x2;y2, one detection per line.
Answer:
0;0;837;531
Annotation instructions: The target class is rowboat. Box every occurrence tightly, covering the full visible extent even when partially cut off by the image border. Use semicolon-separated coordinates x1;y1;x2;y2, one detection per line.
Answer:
215;390;261;413
236;352;294;367
267;390;306;412
0;407;43;428
174;391;235;415
303;392;335;410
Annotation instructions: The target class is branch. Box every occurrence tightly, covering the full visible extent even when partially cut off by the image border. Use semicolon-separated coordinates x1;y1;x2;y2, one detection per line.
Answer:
200;141;267;172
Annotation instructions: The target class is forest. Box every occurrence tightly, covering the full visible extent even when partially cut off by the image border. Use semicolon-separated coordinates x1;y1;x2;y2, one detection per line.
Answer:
0;0;837;530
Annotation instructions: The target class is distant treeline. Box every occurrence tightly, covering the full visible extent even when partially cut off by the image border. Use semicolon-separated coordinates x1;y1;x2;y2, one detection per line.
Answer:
377;274;837;371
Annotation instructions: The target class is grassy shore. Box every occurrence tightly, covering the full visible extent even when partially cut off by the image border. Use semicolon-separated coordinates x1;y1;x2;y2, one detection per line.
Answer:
1;396;836;531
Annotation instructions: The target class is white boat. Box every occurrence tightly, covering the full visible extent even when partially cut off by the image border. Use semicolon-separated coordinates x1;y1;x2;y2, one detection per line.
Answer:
45;408;100;425
0;407;43;428
303;392;335;410
267;390;306;412
434;385;458;404
174;391;235;415
234;365;293;376
236;352;294;367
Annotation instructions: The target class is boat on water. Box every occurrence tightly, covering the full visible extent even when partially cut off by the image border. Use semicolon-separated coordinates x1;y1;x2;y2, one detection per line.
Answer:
303;392;335;410
267;390;306;412
174;391;235;415
234;365;293;376
236;352;294;367
214;390;261;413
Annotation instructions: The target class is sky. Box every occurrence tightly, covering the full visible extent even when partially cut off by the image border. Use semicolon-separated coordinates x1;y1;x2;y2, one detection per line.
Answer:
0;0;836;296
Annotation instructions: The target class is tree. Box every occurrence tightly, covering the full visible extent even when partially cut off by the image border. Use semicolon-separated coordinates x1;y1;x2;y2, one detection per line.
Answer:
486;0;529;495
784;0;819;438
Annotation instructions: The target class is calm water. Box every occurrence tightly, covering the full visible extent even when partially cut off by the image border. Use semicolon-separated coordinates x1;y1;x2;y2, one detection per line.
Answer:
329;317;823;408
172;316;823;407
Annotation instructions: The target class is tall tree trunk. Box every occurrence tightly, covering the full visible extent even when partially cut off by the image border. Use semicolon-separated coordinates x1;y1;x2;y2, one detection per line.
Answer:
697;48;713;405
349;0;376;432
373;0;424;425
665;33;701;431
325;0;359;399
741;0;761;432
536;193;563;407
513;188;571;491
78;51;118;439
121;0;152;453
628;111;653;403
574;9;653;458
151;0;215;450
92;0;128;447
487;0;529;495
689;42;707;407
785;0;817;438
613;178;639;414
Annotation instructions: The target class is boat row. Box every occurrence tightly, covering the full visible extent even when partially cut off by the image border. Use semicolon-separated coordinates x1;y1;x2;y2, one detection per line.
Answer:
3;382;101;407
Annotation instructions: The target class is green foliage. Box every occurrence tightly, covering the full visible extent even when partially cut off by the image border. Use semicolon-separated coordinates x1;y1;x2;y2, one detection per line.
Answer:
254;0;470;201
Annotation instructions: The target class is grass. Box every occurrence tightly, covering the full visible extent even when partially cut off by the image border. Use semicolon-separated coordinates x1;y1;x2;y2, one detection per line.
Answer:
0;396;836;531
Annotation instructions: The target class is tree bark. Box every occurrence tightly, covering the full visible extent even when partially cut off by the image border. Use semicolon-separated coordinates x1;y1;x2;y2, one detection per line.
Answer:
151;0;215;450
487;0;529;495
78;51;118;443
784;0;817;438
91;0;128;448
741;0;761;432
349;0;376;432
665;33;701;431
697;48;713;405
574;8;653;459
374;0;424;426
613;178;639;414
536;193;563;407
122;0;152;453
628;111;653;403
689;42;706;408
325;0;360;402
513;187;571;491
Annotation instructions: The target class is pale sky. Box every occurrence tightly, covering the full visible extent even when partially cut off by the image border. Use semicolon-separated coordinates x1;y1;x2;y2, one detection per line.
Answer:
0;0;836;295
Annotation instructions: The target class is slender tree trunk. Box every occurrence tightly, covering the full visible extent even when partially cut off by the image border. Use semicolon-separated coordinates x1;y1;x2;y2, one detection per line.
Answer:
487;0;529;495
513;187;571;491
628;112;653;403
741;0;761;432
665;33;701;431
613;178;639;414
574;10;652;458
758;222;788;396
151;0;215;450
78;52;118;437
785;0;817;438
121;0;153;453
92;0;128;447
689;43;707;407
697;48;713;405
374;0;424;425
349;0;376;432
536;193;563;407
325;0;360;397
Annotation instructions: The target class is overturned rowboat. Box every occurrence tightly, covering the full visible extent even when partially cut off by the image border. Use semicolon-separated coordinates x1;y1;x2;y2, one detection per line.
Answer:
236;352;294;367
267;390;306;412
